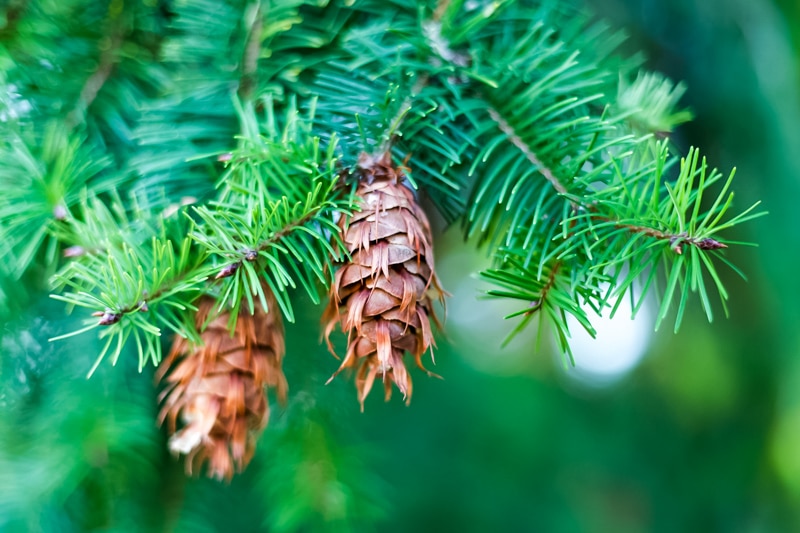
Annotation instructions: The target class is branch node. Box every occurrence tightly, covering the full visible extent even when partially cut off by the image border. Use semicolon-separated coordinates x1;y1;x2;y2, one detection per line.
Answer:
93;309;122;326
214;262;241;280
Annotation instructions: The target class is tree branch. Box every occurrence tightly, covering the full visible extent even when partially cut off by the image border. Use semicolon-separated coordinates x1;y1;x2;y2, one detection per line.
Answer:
484;105;726;253
93;270;186;326
376;0;464;154
66;26;123;128
526;260;561;314
92;205;322;325
611;222;727;254
487;107;569;195
213;200;335;279
421;14;723;257
0;0;28;39
238;5;263;101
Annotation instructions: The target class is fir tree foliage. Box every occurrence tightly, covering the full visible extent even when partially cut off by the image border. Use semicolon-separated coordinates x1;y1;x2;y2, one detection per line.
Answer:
257;393;387;531
0;0;762;372
49;97;351;375
0;0;767;527
0;306;163;532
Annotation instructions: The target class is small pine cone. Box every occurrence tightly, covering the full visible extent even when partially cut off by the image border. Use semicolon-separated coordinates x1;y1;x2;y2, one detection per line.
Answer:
156;283;287;481
323;152;444;409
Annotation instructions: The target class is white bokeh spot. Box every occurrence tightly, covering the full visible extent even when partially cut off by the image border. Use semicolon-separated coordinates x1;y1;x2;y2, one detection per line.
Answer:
564;296;653;385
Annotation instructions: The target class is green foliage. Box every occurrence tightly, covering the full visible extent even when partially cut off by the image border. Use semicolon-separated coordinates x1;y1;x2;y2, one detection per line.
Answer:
0;124;117;279
486;139;764;357
191;99;351;321
616;71;694;134
51;232;206;375
0;304;164;532
0;0;762;391
0;0;766;528
258;395;386;531
560;143;764;331
46;97;351;372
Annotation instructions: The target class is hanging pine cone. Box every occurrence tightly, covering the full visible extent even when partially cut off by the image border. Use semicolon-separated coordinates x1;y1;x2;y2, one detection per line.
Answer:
156;283;286;480
323;151;445;409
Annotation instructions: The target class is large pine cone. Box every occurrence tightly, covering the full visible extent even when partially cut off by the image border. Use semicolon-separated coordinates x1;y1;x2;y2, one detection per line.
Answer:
323;152;444;409
156;284;286;480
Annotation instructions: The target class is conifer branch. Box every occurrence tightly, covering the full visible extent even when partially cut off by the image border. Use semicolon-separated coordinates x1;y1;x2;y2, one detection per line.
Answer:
45;95;349;369
67;6;125;127
238;4;263;101
377;0;469;153
482;254;596;358
609;221;727;254
0;0;27;39
92;263;199;327
4;0;760;375
526;260;562;315
486;107;569;195
205;196;342;280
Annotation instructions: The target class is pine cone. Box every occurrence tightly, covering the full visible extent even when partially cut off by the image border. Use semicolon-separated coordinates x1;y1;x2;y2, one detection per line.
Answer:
323;152;444;409
156;284;286;480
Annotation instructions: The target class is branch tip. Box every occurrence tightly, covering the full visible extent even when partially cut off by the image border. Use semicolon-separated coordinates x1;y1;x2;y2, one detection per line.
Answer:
53;205;68;220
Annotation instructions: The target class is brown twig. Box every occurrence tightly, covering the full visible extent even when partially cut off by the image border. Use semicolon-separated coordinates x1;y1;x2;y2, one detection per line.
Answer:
487;107;569;195
0;0;29;39
433;0;451;22
377;74;430;154
611;222;727;254
526;260;561;314
376;0;471;155
238;5;263;101
66;17;124;128
77;40;119;110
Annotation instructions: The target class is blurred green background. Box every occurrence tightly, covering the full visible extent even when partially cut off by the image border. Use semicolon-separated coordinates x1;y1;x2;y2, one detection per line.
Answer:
2;0;800;531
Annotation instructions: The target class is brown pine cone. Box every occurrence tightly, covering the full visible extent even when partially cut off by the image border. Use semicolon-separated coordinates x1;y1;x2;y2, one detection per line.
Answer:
323;152;445;409
156;283;286;480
